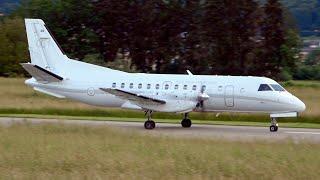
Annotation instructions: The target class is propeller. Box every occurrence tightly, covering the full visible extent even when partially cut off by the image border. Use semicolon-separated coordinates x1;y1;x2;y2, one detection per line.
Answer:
197;85;210;110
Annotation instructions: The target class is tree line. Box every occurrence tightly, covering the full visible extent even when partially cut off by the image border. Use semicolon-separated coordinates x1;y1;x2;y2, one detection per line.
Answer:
0;0;302;80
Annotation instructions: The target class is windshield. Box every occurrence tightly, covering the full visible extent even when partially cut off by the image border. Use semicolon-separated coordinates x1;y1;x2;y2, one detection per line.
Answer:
258;84;273;91
270;84;285;91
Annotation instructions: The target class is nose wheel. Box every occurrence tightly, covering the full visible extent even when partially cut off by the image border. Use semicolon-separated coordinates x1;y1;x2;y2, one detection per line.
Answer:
181;113;192;128
270;118;278;132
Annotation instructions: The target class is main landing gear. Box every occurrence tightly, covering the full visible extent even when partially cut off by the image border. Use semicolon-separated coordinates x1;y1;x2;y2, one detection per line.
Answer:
181;113;192;128
144;110;155;130
270;117;279;132
144;111;192;129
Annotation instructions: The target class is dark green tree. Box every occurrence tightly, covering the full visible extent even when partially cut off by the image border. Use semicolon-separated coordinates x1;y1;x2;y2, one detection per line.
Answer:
93;0;195;73
0;17;28;77
0;0;301;78
15;0;99;60
261;0;286;78
204;0;259;75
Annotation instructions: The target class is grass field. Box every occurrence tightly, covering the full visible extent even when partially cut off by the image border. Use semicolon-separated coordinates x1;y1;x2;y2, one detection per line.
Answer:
1;78;320;179
0;77;320;124
0;124;319;179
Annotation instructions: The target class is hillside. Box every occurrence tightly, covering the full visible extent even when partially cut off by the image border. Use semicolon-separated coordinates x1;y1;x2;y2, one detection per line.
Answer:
282;0;320;33
259;0;320;34
0;0;19;14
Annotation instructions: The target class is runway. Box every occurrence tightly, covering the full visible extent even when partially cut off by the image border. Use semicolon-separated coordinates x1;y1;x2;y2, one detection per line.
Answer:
1;117;320;143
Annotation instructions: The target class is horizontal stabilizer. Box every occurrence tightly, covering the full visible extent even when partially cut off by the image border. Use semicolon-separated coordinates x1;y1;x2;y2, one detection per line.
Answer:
100;88;166;105
21;63;63;83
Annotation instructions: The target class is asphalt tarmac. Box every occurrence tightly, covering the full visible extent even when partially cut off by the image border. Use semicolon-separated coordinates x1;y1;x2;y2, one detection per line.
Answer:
1;117;320;143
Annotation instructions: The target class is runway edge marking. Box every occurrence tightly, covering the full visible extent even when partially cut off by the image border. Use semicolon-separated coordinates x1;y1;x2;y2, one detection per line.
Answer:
285;131;320;135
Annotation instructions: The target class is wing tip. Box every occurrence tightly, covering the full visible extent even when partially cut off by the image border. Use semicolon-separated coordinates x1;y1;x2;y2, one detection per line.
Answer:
25;18;45;25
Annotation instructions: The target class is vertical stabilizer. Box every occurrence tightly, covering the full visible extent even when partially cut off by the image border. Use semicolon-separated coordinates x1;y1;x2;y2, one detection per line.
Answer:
25;19;67;74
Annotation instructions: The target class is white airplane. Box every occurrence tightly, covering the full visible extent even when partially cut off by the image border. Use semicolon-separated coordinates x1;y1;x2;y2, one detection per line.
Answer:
21;19;306;131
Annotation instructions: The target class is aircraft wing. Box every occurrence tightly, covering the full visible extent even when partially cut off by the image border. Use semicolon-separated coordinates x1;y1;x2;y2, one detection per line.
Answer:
100;88;166;105
21;63;63;83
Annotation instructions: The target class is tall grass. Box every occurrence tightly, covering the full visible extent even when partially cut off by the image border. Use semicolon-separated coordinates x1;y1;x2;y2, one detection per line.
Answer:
0;78;97;110
0;124;319;179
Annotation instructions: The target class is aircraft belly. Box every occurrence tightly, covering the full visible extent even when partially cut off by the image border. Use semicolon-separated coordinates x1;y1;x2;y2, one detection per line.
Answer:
57;91;124;107
137;100;197;113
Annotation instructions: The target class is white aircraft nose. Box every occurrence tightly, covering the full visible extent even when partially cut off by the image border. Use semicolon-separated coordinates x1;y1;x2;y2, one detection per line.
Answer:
293;97;306;112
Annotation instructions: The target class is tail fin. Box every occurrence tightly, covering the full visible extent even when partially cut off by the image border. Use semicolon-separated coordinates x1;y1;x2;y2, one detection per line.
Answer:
25;19;67;74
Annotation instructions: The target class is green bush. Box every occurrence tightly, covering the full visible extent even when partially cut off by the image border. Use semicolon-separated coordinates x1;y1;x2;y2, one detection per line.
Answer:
281;80;295;87
305;49;320;65
294;65;320;80
279;69;293;81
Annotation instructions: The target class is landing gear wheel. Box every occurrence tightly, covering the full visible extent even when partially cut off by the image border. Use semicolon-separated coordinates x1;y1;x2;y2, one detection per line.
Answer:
181;119;192;128
270;117;279;132
144;110;155;130
144;120;155;130
270;125;278;132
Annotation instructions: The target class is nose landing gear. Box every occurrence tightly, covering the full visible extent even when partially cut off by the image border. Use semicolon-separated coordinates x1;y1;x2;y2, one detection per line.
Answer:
270;117;278;132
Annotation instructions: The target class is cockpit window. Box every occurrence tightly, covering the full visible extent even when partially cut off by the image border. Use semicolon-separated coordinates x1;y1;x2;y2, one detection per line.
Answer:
258;84;273;91
270;84;285;91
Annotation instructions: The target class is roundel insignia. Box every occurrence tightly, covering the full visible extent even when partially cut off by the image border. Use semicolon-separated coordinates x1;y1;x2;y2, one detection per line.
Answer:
87;88;95;96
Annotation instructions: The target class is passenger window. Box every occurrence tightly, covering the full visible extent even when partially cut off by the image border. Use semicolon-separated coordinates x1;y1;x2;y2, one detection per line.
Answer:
192;85;197;91
270;84;285;91
112;83;116;88
138;83;142;89
258;84;272;91
129;83;133;89
218;86;223;91
174;84;179;90
121;83;125;88
183;85;188;90
165;84;169;90
156;84;160;89
147;84;151;89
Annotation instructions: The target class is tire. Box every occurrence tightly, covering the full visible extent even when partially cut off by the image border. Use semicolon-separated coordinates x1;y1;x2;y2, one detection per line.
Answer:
181;119;192;128
144;121;155;130
270;125;278;132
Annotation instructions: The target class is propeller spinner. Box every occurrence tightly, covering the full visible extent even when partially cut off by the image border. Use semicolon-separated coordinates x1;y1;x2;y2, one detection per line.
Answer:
197;85;210;110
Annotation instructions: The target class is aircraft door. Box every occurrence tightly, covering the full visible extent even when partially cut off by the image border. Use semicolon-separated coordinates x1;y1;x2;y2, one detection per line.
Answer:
225;85;234;107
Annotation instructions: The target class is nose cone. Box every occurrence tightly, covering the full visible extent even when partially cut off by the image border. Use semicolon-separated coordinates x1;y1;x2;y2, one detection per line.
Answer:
293;97;306;112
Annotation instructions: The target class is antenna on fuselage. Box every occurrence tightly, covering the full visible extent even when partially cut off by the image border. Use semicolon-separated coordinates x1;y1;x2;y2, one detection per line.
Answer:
186;70;193;76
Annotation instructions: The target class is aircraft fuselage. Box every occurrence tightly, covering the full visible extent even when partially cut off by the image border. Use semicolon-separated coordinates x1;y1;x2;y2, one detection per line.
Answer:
25;62;306;115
